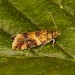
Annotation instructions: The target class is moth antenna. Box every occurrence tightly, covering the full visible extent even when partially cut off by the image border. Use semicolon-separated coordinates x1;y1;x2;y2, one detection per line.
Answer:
49;12;57;31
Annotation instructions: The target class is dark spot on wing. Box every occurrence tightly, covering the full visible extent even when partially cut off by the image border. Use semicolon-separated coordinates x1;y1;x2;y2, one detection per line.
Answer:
35;31;40;37
27;40;37;48
23;33;28;38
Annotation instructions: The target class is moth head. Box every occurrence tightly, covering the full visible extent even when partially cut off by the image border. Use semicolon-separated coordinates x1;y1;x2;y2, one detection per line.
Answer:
52;31;61;38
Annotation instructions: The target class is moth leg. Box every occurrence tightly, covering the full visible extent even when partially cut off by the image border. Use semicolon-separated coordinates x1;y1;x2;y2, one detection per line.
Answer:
40;43;47;50
11;35;16;40
28;48;30;51
35;43;46;53
52;39;55;47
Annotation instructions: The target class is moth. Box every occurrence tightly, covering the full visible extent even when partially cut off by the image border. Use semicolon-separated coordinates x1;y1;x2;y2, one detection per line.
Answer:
12;12;61;50
12;30;60;50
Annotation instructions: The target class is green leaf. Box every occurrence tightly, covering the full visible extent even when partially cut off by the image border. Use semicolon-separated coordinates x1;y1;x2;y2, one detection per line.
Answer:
0;57;75;75
0;0;75;74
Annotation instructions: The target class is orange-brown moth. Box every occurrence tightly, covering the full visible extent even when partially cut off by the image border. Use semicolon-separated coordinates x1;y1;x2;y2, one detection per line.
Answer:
12;30;60;50
12;12;61;50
